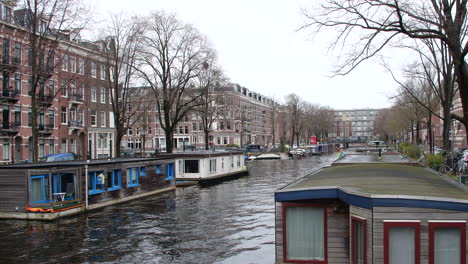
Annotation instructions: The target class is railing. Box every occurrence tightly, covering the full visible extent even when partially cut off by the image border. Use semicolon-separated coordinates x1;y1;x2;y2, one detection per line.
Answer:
1;121;20;130
38;94;54;105
1;88;18;99
68;120;83;128
69;93;84;103
38;123;54;131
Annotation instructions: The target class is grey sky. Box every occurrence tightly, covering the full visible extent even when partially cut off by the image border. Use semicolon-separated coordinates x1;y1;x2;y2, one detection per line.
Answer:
89;0;407;109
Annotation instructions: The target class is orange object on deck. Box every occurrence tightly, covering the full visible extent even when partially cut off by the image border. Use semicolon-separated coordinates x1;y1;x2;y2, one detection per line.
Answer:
25;205;53;213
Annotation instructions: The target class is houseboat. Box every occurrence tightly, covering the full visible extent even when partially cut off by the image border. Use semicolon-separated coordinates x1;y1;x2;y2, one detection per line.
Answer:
274;153;468;264
175;151;247;185
0;157;176;220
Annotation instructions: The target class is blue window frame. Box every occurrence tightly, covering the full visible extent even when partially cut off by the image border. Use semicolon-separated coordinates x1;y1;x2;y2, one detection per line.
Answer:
52;172;75;200
127;167;140;187
140;167;146;177
30;174;50;203
88;171;105;195
156;164;162;175
165;163;174;181
107;169;122;191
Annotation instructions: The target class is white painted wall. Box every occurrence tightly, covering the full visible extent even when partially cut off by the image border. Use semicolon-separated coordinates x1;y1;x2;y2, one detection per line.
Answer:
176;154;245;179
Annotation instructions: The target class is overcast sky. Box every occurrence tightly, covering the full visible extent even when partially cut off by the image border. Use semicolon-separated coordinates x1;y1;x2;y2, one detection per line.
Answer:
88;0;412;110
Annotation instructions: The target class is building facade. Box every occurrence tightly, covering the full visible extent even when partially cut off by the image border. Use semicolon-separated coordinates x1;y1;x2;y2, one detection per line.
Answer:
329;108;384;144
0;1;114;163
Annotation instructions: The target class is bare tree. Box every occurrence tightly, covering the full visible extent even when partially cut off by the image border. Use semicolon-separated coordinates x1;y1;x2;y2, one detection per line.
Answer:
137;11;212;153
99;14;153;157
15;0;89;162
302;0;468;139
192;56;227;150
285;93;303;147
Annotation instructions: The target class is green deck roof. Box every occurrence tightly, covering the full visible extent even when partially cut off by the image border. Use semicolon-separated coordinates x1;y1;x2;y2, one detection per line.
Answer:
285;163;468;200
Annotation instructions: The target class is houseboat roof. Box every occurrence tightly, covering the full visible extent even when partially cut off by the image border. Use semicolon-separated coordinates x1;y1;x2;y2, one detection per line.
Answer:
275;154;468;212
0;157;174;169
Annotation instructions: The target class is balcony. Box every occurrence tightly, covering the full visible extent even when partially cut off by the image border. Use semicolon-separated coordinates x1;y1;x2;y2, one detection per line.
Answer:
38;123;54;137
0;88;19;104
0;121;20;136
38;94;54;107
68;120;84;135
69;93;84;105
0;56;18;72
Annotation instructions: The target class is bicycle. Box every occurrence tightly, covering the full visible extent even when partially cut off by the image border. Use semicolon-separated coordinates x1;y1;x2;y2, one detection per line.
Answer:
439;152;460;175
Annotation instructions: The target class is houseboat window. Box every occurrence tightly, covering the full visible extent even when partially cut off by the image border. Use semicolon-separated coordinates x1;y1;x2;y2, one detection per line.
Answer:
52;173;75;200
178;160;183;174
165;163;174;180
107;169;122;191
384;221;420;264
126;168;140;187
156;165;162;175
237;156;241;167
140;167;146;177
209;159;217;173
283;204;326;263
88;171;105;194
352;217;367;264
30;174;50;203
429;221;466;264
184;160;199;173
231;156;234;168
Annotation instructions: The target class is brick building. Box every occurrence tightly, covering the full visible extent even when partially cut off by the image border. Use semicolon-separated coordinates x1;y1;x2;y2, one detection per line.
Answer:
0;1;114;163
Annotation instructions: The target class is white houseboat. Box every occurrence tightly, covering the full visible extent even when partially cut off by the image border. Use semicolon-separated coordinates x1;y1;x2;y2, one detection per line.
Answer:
175;151;247;185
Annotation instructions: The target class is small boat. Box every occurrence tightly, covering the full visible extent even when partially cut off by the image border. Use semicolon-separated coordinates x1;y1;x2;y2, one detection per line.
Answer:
256;153;281;160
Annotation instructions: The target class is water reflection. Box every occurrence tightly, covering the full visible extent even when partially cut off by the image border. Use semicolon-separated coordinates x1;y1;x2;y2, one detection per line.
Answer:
0;155;334;264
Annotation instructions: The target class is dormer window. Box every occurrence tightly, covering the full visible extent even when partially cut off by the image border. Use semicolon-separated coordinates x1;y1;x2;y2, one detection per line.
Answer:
39;21;47;34
3;6;11;23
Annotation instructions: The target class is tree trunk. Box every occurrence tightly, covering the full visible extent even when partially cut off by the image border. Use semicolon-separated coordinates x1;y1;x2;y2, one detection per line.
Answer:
115;129;125;158
204;130;209;150
443;105;452;150
165;129;174;153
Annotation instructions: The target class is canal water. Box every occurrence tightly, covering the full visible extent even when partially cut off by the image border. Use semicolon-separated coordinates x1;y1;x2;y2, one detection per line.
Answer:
0;155;335;264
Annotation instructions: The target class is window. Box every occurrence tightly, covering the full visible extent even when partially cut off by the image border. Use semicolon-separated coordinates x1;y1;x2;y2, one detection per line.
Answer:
14;42;20;64
61;54;68;71
90;110;97;126
78;58;84;75
61;80;67;97
91;87;97;102
27;107;32;126
91;62;97;78
88;171;105;194
2;38;9;64
237;156;241;167
49;139;54;154
165;163;174;181
48;110;54;128
100;87;106;103
352;217;367;264
384;221;420;264
126;167;140;187
140;167;146;177
3;138;10;160
30;174;49;203
3;6;11;22
192;122;197;131
48;80;54;96
100;111;106;127
70;56;76;72
184;160;199;173
100;64;106;80
209;159;216;173
282;203;326;263
14;106;21;126
61;106;67;124
156;165;162;175
61;138;67;153
107;169;122;191
14;73;21;93
429;221;466;264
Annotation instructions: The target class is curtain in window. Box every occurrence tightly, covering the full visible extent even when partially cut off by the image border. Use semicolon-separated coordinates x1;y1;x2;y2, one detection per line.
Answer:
286;206;324;260
31;178;43;202
354;221;364;264
435;228;460;264
389;227;415;264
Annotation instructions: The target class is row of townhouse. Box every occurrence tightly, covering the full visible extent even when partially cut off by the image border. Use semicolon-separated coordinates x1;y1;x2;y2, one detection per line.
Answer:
122;84;275;153
0;0;114;163
328;108;384;143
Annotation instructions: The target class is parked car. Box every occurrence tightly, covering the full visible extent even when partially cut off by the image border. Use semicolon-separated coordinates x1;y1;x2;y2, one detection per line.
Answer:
39;153;75;163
